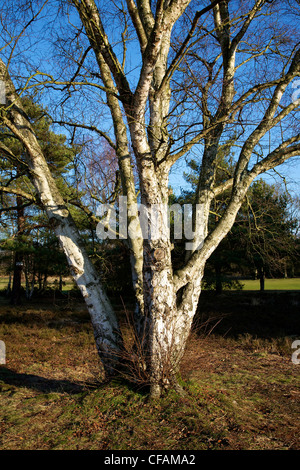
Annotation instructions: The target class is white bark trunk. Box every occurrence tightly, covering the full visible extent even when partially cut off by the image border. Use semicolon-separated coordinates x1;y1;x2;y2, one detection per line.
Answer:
0;60;122;374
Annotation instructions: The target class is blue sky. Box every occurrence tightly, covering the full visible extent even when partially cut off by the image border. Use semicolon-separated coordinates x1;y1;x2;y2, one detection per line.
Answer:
1;0;299;202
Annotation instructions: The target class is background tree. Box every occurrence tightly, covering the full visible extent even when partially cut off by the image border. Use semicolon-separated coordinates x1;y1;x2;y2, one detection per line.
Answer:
0;96;77;303
181;155;299;292
240;180;299;290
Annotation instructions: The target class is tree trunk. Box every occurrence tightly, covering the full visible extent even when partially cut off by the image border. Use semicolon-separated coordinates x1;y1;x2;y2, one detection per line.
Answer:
139;199;204;397
11;256;23;305
11;194;25;306
6;273;12;296
42;271;48;291
143;239;178;397
259;266;265;292
28;275;35;300
51;214;123;375
59;274;63;292
284;261;288;279
215;261;222;294
38;271;43;291
2;70;123;376
148;268;205;397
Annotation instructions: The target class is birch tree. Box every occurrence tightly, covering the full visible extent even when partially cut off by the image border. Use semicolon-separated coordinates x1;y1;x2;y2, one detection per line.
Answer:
0;0;299;397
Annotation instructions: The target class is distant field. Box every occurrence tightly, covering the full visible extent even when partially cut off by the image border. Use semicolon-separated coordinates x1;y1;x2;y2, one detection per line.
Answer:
0;277;10;291
0;293;299;450
0;276;74;292
0;276;299;292
239;278;300;291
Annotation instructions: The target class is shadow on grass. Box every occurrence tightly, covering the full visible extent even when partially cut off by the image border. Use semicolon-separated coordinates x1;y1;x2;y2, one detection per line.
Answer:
0;309;90;332
0;366;97;395
195;290;300;340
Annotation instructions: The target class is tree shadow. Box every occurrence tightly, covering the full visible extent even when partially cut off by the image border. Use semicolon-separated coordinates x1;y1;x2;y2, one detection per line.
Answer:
0;311;91;333
196;290;300;340
0;366;98;395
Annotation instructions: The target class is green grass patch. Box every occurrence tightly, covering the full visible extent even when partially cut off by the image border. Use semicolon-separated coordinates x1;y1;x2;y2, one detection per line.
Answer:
239;278;300;291
0;276;75;293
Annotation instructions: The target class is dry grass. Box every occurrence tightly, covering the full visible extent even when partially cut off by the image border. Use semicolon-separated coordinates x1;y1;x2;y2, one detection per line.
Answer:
0;292;299;450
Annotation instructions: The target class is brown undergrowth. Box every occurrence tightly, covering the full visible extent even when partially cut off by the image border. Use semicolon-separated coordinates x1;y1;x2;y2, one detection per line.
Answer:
0;292;299;450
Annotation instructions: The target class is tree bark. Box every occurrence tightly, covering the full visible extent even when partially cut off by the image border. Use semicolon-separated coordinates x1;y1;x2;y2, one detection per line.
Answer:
11;194;25;306
259;266;265;292
0;59;123;376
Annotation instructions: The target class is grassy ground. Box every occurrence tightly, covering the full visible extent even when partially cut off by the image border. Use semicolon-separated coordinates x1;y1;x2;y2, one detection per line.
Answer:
0;276;75;292
239;278;300;291
1;276;299;293
0;292;299;450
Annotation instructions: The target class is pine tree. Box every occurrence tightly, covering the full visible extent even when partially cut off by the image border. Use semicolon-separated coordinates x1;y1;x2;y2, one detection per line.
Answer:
0;96;78;303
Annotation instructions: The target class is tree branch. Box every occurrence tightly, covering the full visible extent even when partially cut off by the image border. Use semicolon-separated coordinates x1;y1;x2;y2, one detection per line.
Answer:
72;0;133;105
158;0;225;97
0;185;37;203
249;139;300;178
126;0;148;52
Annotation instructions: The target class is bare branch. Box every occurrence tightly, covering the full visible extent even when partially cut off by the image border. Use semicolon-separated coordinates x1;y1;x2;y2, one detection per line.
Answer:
126;0;147;52
0;185;37;203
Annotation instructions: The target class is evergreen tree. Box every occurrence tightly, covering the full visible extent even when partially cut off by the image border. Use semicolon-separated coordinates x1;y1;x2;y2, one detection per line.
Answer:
0;96;78;303
181;156;298;291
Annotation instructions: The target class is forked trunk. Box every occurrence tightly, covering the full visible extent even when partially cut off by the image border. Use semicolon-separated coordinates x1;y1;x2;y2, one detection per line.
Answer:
145;261;204;398
11;193;25;306
143;239;178;397
139;200;204;397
